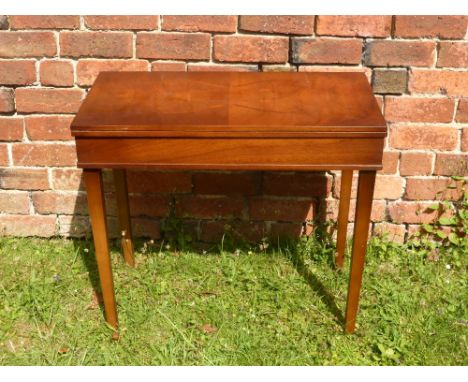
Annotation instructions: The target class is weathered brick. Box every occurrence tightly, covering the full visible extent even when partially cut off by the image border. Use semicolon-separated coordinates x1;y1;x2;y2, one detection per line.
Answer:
0;60;36;85
9;15;80;29
433;154;468;176
365;40;435;67
127;171;192;193
129;195;170;217
298;66;372;81
60;31;133;58
214;35;289;63
0;144;7;165
390;125;458;150
0;31;56;57
270;222;304;239
15;88;84;113
249;197;314;222
373;222;406;244
293;38;362;64
385;97;455;123
40;60;74;87
151;61;186;71
409;69;468;97
0;117;23;141
456;100;468;123
0;191;30;214
200;220;265;243
188;63;258;72
25;115;73;141
462;129;468;152
372;69;407;94
0;16;9;29
0;88;14;112
262;173;331;197
374;175;404;200
379;151;400;175
0;215;56;237
193;172;260;195
316;16;391;37
400;152;433;176
0;168;50;190
76;59;149;86
394;16;468;39
12;143;76;166
322;197;386;222
262;64;297;72
405;178;463;201
163;16;237;33
131;218;160;238
175;195;244;219
239;16;314;35
58;215;90;237
51;168;84;190
137;32;211;60
32;191;87;214
84;16;159;30
438;42;468;68
388;202;450;224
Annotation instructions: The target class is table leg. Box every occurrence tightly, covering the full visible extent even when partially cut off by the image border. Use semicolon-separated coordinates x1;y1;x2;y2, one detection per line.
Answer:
344;170;376;333
335;170;353;269
113;169;135;266
84;169;118;329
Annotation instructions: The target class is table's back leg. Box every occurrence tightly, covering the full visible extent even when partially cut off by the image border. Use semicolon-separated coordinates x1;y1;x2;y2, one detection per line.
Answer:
84;169;118;329
344;170;376;333
335;170;353;269
113;169;135;266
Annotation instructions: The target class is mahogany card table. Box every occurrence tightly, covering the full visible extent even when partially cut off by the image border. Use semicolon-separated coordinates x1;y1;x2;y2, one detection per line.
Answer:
71;72;387;333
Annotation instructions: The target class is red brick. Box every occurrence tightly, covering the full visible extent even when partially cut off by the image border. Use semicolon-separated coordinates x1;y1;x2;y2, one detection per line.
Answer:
378;151;399;175
293;38;362;64
0;16;7;29
214;35;289;63
40;60;74;87
0;88;14;112
0;60;36;85
0;191;30;214
51;168;84;190
0;168;50;190
374;175;404;200
200;220;266;243
77;59;149;86
456;100;468;123
137;33;211;60
388;202;450;224
405;178;463;201
394;16;468;39
390;125;458;150
84;16;159;30
249;197;314;222
462;129;468;152
0;215;56;237
129;195;170;217
373;222;406;244
239;16;314;35
437;42;468;68
9;15;79;29
175;195;244;219
127;171;192;193
58;215;90;237
0;117;23;141
365;40;435;67
12;143;76;166
25;115;74;141
409;69;468;97
298;66;372;81
270;222;304;239
193;172;260;195
163;16;237;33
316;16;391;37
321;198;386;222
15;88;84;114
399;152;433;176
131;217;160;238
32;191;87;214
263;173;331;197
433;154;468;176
0;144;7;165
385;97;455;123
187;63;258;72
60;31;133;58
151;61;186;71
0;31;56;57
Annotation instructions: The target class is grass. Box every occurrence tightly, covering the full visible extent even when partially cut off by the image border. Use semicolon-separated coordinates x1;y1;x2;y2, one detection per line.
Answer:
0;234;466;365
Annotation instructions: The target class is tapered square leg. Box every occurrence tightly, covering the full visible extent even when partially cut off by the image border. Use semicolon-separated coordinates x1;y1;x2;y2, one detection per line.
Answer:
335;170;353;269
344;170;376;333
84;169;118;329
113;169;135;266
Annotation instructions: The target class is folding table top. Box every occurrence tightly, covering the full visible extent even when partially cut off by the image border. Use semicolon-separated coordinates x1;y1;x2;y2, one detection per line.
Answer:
71;71;386;138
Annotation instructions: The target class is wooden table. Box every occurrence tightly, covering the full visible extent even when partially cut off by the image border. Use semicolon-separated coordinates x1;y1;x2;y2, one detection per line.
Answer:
71;72;386;334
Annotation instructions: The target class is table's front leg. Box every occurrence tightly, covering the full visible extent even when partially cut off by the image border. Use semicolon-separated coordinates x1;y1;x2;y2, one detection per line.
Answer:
335;170;353;269
344;170;376;333
84;169;118;329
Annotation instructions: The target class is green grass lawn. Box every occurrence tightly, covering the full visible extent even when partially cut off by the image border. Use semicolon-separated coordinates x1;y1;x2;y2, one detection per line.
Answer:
0;235;466;365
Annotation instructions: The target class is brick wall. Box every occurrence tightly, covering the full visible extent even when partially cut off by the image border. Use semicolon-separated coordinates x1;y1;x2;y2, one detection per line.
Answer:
0;15;467;244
